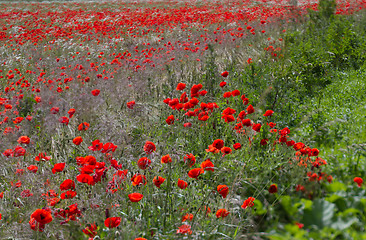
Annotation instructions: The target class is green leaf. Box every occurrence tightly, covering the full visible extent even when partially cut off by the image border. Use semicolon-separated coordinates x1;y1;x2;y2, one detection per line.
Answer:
330;215;357;231
301;198;313;210
302;199;335;229
326;194;348;211
281;195;298;216
325;181;347;192
251;199;267;215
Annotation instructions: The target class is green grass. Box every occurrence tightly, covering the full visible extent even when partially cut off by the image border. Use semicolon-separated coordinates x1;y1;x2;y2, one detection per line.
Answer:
297;69;366;179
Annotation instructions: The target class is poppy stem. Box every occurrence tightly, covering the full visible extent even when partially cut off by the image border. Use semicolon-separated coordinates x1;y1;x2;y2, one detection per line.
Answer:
163;162;172;233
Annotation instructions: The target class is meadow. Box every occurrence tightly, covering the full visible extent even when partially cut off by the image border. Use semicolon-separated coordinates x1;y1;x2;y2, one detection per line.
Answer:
0;0;365;239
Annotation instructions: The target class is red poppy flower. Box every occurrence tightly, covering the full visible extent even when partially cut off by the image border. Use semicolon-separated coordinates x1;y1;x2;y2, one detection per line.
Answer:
311;148;320;157
27;165;38;173
189;97;199;106
176;83;186;91
198;114;209;121
241;197;255;209
101;142;117;153
76;174;94;185
246;104;255;114
73;136;83;145
201;159;214;172
61;190;77;199
296;222;304;229
153;176;166;188
35;153;51;162
166;115;175;125
206;144;221;154
219;81;227;88
221;71;229;77
50;107;59;114
104;217;121;228
127;101;135;109
222;115;235;123
58;116;69;125
212;139;224;150
293;142;305;150
91;89;100;96
84;156;97;165
296;184;305;192
242;119;252;127
79;165;95;175
52;163;65;174
223;92;232;98
60;179;75;191
11;180;22;188
217;185;229;198
252;123;262;132
268;184;278;193
233;143;241;150
177;224;192;234
46;197;60;207
221;147;232;156
3;149;13;158
31;209;53;225
161;154;172;164
88;139;103;151
184;122;192;128
78;122;90;131
188;168;201;179
163;98;171;105
216;209;230;218
128;193;143;202
177;179;188;189
232;89;240;96
68;108;76;118
144;141;156;154
190;84;203;97
354;177;363;187
184;153;196;167
16;168;24;175
280;127;291;136
21;189;33;198
137;157;151;170
82;223;98;238
17;136;30;144
168;98;179;109
135;238;148;240
131;173;147;186
222;107;236;116
263;110;274;117
260;139;268;145
182;213;193;222
29;217;45;232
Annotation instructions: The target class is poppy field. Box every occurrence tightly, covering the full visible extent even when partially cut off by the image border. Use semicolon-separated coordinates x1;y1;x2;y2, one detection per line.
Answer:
0;0;366;239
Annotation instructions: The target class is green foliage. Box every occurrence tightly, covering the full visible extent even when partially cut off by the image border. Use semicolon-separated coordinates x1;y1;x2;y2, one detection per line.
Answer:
17;96;36;117
309;0;337;22
268;184;366;239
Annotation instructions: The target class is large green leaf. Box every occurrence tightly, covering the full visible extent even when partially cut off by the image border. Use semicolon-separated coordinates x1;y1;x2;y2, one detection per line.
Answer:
302;199;335;229
330;215;358;230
